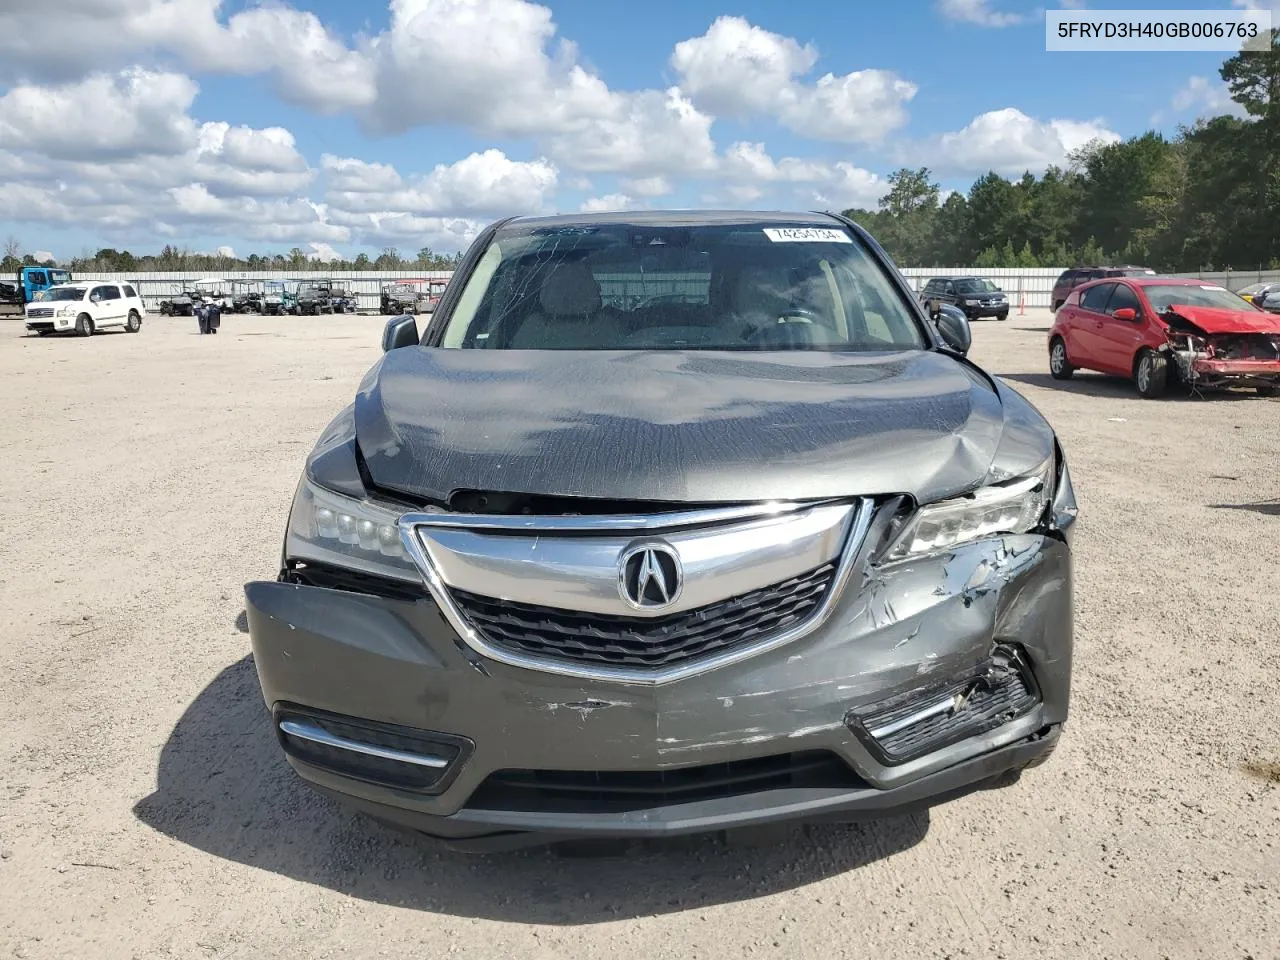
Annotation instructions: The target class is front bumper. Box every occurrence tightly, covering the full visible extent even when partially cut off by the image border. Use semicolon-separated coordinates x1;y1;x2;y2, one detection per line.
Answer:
1191;357;1280;380
246;524;1073;849
962;304;1009;318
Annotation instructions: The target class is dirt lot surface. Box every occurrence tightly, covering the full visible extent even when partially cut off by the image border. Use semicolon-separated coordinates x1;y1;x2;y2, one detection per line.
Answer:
1;309;1276;960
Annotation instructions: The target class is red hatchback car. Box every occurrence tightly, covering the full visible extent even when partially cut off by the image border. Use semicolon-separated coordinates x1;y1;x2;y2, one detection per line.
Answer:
1048;276;1280;398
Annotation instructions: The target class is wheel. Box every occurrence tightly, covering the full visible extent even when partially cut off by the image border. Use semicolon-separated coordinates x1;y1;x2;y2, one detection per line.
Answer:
125;310;141;333
997;312;1008;322
160;303;171;317
1135;349;1168;398
1049;337;1074;380
76;313;94;337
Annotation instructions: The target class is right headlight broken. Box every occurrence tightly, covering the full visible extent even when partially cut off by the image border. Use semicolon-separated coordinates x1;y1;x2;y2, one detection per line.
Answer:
881;457;1054;562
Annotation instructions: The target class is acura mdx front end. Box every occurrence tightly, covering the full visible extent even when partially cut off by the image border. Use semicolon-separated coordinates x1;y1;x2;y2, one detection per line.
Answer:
245;211;1078;851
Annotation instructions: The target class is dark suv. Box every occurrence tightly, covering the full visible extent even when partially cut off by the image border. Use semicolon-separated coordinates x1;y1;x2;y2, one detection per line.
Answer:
1051;266;1154;311
919;276;1009;321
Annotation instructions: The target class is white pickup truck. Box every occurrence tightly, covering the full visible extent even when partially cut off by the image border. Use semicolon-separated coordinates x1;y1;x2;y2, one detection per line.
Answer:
25;282;146;336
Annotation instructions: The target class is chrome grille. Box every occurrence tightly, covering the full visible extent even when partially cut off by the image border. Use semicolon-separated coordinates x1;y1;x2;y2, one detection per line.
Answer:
450;562;836;669
26;308;54;318
400;497;876;683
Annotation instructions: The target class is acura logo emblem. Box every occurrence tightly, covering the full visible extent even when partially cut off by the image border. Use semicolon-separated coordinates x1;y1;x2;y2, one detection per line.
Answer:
618;542;683;610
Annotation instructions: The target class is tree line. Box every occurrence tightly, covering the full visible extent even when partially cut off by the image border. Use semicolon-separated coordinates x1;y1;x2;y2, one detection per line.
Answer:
843;32;1279;271
1;241;463;275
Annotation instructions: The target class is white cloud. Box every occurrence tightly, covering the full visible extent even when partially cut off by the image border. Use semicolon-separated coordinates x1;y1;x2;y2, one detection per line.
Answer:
936;0;1024;27
34;250;54;263
321;149;558;217
0;69;199;160
579;193;635;212
929;108;1122;174
325;210;484;251
0;0;374;112
1163;75;1249;122
622;176;671;198
716;142;888;209
214;244;236;258
1231;0;1280;15
671;17;916;143
366;0;717;176
307;242;344;261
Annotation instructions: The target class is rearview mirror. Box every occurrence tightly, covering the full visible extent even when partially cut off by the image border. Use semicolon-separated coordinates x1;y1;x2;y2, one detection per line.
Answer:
934;307;972;355
382;314;420;352
1112;307;1137;322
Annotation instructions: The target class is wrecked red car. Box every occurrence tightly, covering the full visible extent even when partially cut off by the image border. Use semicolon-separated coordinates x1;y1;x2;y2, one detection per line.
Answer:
1048;276;1280;398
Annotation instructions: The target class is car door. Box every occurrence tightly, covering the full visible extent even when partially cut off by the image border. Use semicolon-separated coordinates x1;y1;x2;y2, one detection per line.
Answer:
97;285;124;325
1070;282;1118;369
1091;281;1147;374
941;280;958;306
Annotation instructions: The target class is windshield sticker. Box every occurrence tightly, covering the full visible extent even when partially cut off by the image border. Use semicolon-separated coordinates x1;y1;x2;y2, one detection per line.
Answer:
763;227;852;243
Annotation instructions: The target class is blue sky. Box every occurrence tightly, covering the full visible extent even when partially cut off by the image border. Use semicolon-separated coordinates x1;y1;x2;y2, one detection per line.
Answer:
0;0;1264;261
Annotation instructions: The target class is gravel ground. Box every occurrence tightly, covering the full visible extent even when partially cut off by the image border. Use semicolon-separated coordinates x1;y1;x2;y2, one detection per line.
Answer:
0;309;1276;960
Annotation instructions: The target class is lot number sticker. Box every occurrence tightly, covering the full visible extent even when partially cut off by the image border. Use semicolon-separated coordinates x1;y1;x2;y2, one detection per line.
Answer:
763;228;852;243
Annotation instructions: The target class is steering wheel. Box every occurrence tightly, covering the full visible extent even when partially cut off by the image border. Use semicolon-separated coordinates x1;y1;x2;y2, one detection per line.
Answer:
774;305;820;324
745;308;823;348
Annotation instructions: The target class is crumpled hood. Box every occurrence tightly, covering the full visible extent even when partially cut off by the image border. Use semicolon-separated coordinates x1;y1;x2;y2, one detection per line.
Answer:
1164;304;1280;335
351;348;1053;506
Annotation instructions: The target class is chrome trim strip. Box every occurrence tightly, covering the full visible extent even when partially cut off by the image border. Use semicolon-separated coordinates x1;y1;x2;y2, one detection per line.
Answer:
278;718;451;769
398;497;878;686
867;696;957;740
397;500;831;533
412;503;854;619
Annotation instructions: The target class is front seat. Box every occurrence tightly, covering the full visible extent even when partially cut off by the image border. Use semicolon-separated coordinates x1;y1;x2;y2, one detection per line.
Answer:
509;262;622;348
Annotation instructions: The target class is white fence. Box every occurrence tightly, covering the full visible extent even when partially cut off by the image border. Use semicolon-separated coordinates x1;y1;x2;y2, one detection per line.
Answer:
60;265;1280;314
68;270;455;314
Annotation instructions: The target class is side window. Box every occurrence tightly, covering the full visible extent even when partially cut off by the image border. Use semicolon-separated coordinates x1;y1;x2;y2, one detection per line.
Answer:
99;285;121;300
123;285;137;298
30;270;47;285
944;281;955;295
1079;282;1116;312
1105;283;1139;317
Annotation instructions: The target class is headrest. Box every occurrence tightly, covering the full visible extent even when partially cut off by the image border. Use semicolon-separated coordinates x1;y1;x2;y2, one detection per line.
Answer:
539;262;601;316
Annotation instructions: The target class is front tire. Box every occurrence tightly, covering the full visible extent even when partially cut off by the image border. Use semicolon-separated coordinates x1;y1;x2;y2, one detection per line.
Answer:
997;311;1008;322
76;314;94;337
125;310;141;333
1135;349;1168;398
1049;337;1074;380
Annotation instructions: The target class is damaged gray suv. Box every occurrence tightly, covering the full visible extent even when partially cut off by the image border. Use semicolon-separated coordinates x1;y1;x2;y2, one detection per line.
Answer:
245;211;1078;851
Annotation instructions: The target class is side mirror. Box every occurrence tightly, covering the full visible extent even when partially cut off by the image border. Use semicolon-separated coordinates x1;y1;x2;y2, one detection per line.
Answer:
1112;307;1137;322
934;307;972;355
382;314;419;352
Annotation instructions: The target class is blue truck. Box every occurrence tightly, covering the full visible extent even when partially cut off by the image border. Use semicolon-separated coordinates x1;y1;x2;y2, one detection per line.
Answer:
0;266;73;316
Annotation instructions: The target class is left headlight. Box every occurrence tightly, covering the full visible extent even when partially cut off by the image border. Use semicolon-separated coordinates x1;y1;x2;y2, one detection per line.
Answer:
881;457;1054;562
284;475;420;582
963;299;980;306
